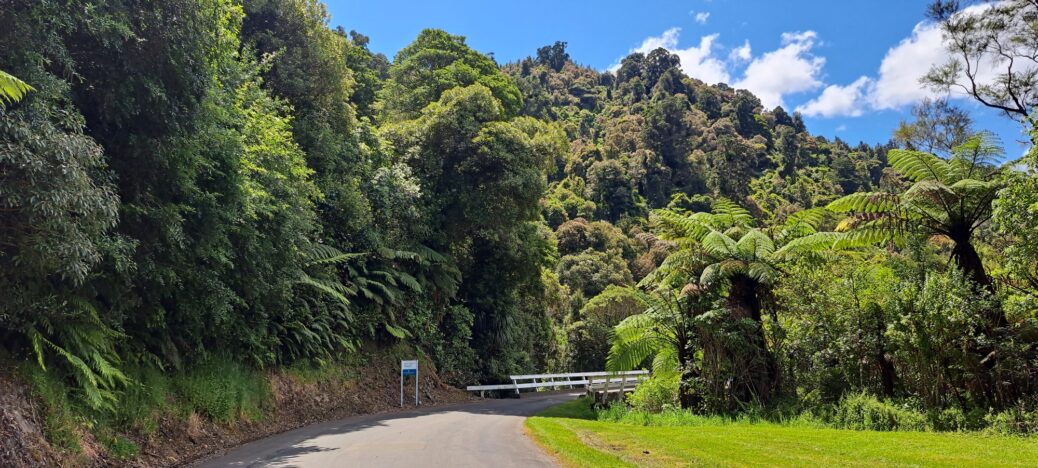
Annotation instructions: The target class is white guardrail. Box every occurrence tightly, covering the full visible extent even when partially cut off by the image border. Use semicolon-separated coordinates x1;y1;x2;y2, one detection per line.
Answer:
465;370;649;396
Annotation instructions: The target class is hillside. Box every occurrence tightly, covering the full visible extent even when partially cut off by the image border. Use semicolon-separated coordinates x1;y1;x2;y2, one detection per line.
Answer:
2;0;1037;465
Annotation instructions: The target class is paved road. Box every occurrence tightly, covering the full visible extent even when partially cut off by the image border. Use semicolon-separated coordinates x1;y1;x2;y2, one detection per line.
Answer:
196;391;580;467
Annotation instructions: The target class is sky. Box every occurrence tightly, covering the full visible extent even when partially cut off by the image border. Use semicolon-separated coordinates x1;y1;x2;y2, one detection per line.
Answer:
326;0;1029;157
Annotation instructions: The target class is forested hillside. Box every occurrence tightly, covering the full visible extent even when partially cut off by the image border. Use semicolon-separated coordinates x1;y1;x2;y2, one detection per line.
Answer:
2;0;1037;464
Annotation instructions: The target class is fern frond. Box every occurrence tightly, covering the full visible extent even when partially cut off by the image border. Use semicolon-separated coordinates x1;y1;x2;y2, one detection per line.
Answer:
0;70;34;108
889;149;953;183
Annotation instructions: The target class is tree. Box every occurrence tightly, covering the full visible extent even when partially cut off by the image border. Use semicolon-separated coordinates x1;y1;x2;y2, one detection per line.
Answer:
651;200;829;404
381;81;553;378
380;29;522;121
828;133;1004;303
242;0;376;250
568;285;644;371
993;126;1038;312
607;287;716;409
925;0;1038;132
893;98;974;156
535;41;569;72
587;159;639;222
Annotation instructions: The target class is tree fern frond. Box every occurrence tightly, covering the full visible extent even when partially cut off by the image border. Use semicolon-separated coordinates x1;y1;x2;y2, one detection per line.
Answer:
828;192;899;214
700;230;739;258
0;70;34;108
889;149;953;183
735;229;775;260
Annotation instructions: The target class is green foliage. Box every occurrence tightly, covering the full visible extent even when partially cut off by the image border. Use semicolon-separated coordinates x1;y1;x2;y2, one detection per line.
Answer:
826;392;927;432
4;3;1038;460
0;70;33;107
829;133;1005;291
99;434;139;461
173;357;271;424
28;312;127;411
381;29;522;121
626;372;680;412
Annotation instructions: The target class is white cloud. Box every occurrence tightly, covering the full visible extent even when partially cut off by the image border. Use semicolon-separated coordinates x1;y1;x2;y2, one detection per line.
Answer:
693;11;711;24
836;124;848;132
609;29;826;107
733;31;825;108
609;27;731;84
796;76;872;117
867;21;946;110
729;40;751;62
801;3;1021;119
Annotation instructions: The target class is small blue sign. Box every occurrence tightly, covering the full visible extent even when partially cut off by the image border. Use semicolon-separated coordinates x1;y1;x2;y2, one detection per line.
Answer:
402;368;417;376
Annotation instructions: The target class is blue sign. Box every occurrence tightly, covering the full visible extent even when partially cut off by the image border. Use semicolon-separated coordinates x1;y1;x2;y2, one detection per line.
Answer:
402;368;417;376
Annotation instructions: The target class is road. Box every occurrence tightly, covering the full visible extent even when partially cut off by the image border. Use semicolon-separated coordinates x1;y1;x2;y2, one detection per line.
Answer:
196;391;580;467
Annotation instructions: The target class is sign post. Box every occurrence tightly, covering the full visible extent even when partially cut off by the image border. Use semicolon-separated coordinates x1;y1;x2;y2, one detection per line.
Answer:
400;359;418;407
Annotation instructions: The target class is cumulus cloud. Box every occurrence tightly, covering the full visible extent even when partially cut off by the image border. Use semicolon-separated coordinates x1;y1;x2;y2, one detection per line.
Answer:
799;3;1012;118
692;11;711;24
609;29;825;107
867;21;947;110
609;27;731;84
733;31;825;108
730;40;751;62
796;76;872;117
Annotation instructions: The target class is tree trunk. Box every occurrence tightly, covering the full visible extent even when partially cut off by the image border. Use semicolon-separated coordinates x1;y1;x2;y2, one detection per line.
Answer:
724;275;778;405
676;335;701;409
950;236;1005;328
950;234;1005;408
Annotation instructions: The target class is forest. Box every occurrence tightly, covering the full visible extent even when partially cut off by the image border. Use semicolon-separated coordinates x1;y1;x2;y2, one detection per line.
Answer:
1;0;1037;463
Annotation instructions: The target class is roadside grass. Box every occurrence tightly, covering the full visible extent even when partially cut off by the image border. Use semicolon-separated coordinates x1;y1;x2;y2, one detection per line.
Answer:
526;398;1038;467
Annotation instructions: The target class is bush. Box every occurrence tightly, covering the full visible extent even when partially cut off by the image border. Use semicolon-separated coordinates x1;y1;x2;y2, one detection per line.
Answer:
626;373;679;413
827;392;927;431
985;408;1038;435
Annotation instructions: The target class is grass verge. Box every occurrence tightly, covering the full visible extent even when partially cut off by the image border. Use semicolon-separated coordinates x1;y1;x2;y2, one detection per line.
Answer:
525;398;1038;467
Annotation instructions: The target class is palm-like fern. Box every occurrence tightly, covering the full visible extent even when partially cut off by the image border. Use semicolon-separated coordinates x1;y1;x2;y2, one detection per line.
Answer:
607;286;718;408
0;70;33;108
607;289;682;374
649;199;832;404
827;132;1004;291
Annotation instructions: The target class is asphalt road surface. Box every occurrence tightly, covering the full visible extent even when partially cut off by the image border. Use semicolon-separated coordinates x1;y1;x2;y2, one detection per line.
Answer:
196;391;580;467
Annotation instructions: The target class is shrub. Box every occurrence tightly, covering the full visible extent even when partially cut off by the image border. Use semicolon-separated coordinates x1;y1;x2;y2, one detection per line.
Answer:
626;373;679;413
827;392;927;431
985;408;1038;435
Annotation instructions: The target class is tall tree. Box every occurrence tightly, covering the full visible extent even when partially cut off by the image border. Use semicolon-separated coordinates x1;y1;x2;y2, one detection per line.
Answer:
828;133;1005;322
925;0;1038;133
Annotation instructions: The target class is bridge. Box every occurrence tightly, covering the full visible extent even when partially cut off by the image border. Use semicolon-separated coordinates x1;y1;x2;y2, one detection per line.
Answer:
465;370;649;403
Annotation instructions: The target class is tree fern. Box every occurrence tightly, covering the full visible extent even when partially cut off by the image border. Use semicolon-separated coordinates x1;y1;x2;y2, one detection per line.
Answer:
827;132;1005;294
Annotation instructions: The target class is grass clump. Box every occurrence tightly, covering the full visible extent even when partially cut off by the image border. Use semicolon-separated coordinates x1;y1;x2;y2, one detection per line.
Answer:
172;357;271;424
99;434;139;461
25;365;83;453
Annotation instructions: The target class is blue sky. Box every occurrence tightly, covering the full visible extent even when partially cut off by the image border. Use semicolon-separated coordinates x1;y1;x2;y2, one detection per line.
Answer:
326;0;1028;157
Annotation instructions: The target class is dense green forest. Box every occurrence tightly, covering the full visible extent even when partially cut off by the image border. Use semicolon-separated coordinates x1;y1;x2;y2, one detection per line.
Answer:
1;0;1037;458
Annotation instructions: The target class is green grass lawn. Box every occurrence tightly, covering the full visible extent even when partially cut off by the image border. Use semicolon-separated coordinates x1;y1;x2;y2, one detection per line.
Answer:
525;398;1038;467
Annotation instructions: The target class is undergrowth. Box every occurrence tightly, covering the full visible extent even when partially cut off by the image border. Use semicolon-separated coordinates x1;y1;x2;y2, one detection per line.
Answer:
600;390;1038;435
19;351;386;462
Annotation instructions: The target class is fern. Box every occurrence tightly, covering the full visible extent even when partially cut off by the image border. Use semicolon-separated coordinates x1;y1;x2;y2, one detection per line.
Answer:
0;70;33;108
28;300;128;411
